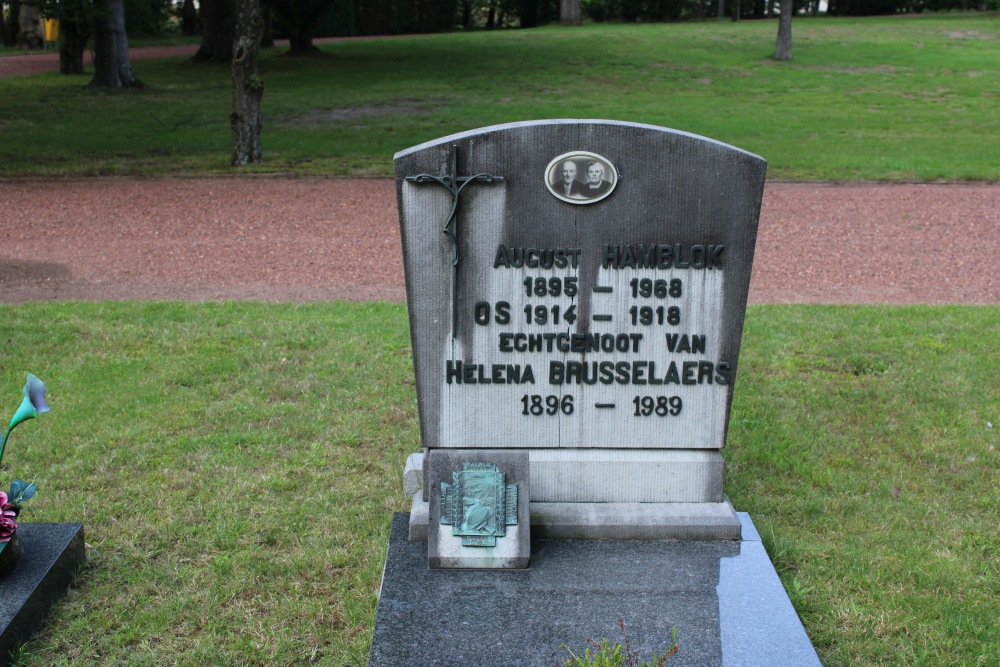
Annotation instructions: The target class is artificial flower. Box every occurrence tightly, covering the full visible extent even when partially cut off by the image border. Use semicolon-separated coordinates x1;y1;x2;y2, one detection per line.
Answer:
1;374;49;466
0;491;16;545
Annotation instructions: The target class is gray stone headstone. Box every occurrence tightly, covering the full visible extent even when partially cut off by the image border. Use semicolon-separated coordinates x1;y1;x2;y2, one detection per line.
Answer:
395;120;766;540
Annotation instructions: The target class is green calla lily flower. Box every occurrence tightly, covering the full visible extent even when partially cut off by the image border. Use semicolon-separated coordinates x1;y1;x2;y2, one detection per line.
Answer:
0;374;50;467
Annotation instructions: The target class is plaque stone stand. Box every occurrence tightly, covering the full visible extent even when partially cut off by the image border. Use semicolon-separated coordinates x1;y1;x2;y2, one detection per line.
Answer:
427;450;529;569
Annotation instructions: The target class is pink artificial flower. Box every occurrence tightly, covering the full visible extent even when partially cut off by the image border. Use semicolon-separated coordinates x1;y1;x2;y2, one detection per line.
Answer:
0;491;15;544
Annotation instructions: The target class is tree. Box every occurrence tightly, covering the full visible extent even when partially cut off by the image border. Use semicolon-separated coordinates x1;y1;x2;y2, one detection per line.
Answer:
259;0;273;47
181;0;196;35
193;0;234;62
231;0;263;165
517;0;537;27
17;3;43;47
1;0;22;46
49;0;92;74
58;11;91;73
268;0;337;55
559;0;580;24
31;0;90;73
88;0;143;87
773;0;791;60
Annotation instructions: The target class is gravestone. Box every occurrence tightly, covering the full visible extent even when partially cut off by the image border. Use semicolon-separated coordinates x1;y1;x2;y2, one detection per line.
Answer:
371;120;821;664
0;523;85;666
395;120;766;547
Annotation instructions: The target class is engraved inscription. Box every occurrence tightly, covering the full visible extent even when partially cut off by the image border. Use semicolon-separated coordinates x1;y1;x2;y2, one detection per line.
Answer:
447;239;734;446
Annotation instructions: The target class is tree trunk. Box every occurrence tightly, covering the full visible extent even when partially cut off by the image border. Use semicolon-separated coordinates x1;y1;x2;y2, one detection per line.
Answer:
259;1;273;47
731;0;740;21
766;0;775;15
461;0;471;28
194;0;233;63
231;0;263;165
1;0;22;47
268;0;328;56
58;16;89;74
519;0;538;28
559;0;581;25
182;0;197;35
17;3;43;49
462;0;472;30
773;0;792;60
87;0;142;88
287;31;317;55
717;0;725;18
485;2;495;29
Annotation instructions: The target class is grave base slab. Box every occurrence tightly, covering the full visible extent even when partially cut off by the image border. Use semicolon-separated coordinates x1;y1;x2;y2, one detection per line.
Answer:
0;523;85;666
371;512;820;667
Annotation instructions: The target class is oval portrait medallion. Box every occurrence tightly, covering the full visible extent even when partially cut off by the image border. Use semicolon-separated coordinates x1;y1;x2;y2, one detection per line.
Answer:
545;151;618;205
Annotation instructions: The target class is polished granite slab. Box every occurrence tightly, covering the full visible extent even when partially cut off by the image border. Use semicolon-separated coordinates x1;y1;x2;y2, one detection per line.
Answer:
0;523;85;666
369;512;820;667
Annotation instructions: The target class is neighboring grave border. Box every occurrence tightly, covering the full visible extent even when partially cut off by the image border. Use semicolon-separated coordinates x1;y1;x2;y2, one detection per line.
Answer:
0;523;85;666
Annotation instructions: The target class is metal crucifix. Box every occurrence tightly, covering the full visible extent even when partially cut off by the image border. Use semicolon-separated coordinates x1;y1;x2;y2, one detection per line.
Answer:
405;144;504;338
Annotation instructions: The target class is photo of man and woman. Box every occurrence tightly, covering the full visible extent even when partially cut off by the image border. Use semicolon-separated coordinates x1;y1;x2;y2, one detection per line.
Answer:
545;152;617;204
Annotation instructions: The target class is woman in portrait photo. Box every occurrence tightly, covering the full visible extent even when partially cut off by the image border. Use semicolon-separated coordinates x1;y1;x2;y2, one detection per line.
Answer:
581;161;612;198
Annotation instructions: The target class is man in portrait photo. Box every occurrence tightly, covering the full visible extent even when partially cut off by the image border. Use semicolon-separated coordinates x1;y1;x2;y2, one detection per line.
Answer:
553;160;585;199
582;161;612;198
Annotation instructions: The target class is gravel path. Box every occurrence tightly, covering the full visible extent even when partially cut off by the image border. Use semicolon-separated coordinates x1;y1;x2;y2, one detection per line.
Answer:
0;37;394;79
0;44;200;78
0;177;996;304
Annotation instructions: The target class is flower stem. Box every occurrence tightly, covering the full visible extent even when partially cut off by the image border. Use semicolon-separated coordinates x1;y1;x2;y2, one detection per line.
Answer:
0;427;11;468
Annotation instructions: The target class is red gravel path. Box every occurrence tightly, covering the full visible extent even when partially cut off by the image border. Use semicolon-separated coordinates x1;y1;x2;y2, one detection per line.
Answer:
0;44;200;78
0;178;996;304
0;37;396;79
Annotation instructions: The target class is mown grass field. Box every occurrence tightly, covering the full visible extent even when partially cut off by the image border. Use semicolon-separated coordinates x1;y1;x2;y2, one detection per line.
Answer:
1;13;998;179
1;302;996;666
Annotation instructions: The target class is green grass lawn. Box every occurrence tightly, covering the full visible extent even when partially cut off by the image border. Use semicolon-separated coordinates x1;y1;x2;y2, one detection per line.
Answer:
1;13;998;179
1;302;996;666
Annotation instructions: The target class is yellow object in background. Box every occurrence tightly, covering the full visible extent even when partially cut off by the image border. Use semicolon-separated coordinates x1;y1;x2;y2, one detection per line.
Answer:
44;18;59;43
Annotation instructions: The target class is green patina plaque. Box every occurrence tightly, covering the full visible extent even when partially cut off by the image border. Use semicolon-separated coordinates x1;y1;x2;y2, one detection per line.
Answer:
440;462;518;547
